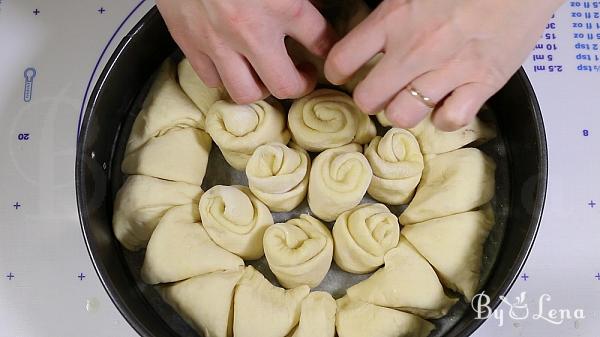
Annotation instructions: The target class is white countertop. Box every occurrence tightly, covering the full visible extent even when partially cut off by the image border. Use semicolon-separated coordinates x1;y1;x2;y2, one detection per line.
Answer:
0;1;599;336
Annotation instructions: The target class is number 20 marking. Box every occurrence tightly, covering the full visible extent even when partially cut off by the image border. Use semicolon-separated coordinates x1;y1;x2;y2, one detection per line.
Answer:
17;133;30;140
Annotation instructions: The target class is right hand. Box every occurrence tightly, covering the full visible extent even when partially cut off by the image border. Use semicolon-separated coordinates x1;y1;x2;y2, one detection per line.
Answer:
157;0;337;104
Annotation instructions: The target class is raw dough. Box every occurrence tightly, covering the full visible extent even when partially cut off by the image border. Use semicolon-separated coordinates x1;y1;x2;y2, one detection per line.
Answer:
206;99;290;170
291;291;336;337
141;204;244;284
365;128;424;205
263;214;333;288
246;142;310;212
399;148;496;225
112;175;203;251
122;127;212;186
199;185;273;260
233;266;310;337
160;269;243;337
288;89;376;152
178;58;227;128
346;237;458;319
332;203;400;274
376;111;393;127
409;113;496;154
336;296;435;337
308;144;373;222
402;207;495;301
124;59;205;154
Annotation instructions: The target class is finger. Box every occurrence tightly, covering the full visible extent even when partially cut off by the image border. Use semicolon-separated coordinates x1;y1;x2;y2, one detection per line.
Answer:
432;82;498;131
287;2;338;58
246;40;316;99
186;51;222;87
383;65;470;128
210;47;269;104
324;8;386;85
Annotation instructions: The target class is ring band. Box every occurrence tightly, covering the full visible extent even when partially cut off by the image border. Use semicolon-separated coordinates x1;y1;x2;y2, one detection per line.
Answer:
407;84;436;109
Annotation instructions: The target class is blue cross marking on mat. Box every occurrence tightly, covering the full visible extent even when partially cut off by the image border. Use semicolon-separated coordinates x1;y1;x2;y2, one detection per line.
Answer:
521;273;529;281
78;273;86;281
6;273;14;280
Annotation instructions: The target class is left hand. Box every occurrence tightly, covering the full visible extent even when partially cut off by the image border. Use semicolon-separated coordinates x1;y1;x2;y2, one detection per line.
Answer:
324;0;564;131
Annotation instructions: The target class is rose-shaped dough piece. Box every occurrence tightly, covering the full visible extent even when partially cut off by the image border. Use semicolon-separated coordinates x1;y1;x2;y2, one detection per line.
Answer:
409;113;496;155
233;266;310;337
246;143;310;212
402;207;495;301
332;203;400;274
122;127;212;185
160;269;243;337
125;59;205;154
113;175;203;251
206;99;290;170
288;89;376;152
308;144;372;222
199;185;273;260
336;297;435;337
141;204;243;284
346;238;458;319
400;148;496;225
264;214;333;288
291;291;336;337
178;58;226;127
365;128;424;205
376;111;393;127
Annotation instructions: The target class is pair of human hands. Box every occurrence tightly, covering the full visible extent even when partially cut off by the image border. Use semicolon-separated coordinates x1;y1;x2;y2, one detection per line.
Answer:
157;0;563;131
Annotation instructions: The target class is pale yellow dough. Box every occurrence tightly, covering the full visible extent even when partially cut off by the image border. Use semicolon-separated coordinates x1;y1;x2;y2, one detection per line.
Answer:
160;269;243;337
112;175;203;251
308;144;373;222
402;207;495;301
125;59;206;154
399;148;496;225
409;113;496;154
122;127;212;186
246;143;310;212
332;203;400;274
233;266;310;337
141;204;243;284
365;128;424;205
291;291;336;337
177;58;227;127
288;89;376;152
346;238;458;319
336;296;435;337
263;214;333;288
206;99;290;170
199;185;273;260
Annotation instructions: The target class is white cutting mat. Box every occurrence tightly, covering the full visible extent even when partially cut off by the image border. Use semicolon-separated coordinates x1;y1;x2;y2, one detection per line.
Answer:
0;1;598;336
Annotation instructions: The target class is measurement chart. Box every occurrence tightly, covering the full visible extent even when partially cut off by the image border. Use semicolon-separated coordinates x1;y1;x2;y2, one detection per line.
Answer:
0;1;599;337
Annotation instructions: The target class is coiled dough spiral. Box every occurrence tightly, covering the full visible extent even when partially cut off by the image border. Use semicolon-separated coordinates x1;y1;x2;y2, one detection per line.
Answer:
308;144;373;222
364;128;424;205
288;89;376;152
246;143;310;212
199;185;273;260
206;99;290;170
263;214;333;288
332;203;400;274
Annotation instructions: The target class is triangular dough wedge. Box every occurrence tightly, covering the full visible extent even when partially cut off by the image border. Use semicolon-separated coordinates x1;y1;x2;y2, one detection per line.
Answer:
233;266;310;337
399;148;495;225
402;207;495;301
122;127;212;186
160;269;243;337
141;204;244;284
346;238;457;319
336;296;435;337
112;175;203;251
125;59;206;153
178;58;227;125
409;113;496;154
291;291;336;337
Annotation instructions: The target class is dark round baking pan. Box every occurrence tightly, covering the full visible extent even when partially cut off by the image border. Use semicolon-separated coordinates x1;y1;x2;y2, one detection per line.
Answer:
76;6;547;337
